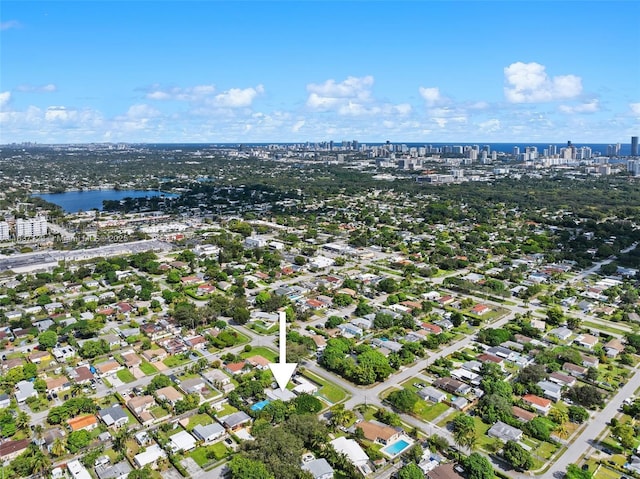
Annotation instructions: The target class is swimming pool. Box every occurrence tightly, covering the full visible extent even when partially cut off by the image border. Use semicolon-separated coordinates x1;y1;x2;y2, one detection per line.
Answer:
381;436;414;457
251;399;271;411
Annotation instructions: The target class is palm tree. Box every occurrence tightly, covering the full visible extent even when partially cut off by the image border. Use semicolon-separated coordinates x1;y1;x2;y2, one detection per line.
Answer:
113;427;133;455
31;451;52;479
51;437;67;457
16;411;30;431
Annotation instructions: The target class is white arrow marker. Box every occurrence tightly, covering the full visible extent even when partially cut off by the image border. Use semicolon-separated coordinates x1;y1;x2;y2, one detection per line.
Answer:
268;311;297;390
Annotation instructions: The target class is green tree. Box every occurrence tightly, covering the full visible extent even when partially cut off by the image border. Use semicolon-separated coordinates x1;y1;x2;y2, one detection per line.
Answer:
463;452;494;479
503;440;533;470
452;415;477;451
67;430;91;453
51;437;67;457
565;464;593;479
127;466;153;479
398;462;423;479
386;389;419;413
227;456;275;479
38;330;58;349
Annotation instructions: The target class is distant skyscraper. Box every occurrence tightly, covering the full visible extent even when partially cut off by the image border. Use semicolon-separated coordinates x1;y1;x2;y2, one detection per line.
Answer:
513;146;520;156
632;136;639;156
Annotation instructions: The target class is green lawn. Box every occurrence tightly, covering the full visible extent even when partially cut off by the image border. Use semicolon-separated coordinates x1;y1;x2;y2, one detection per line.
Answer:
583;320;627;336
594;466;625;479
415;401;450;422
215;403;239;417
163;354;191;368
249;321;278;335
186;413;213;431
301;370;348;404
190;442;229;467
116;369;136;383
534;441;557;460
140;361;157;375
150;405;170;419
240;346;278;362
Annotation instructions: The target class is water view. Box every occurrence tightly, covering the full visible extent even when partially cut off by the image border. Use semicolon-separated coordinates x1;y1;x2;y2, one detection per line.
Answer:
33;189;176;213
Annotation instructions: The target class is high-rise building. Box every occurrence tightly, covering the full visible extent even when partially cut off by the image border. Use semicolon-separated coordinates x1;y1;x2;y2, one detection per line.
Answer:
0;222;10;241
15;216;48;239
513;146;520;156
632;136;639;156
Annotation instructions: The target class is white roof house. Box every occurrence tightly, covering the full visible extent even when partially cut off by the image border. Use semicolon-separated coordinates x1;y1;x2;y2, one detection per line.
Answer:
67;460;92;479
133;444;167;468
193;423;225;443
169;430;197;453
330;437;369;467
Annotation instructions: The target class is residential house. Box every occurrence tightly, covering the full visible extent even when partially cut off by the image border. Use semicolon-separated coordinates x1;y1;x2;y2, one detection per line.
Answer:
537;380;563;402
67;414;99;432
549;372;576;388
184;335;207;350
122;351;141;369
52;346;76;362
95;461;132;479
169;430;197;453
102;334;123;349
180;377;207;395
0;439;30;462
302;458;335;479
202;369;232;389
140;323;172;341
193;423;225;443
604;338;625;358
418;387;447;403
574;334;599;350
329;437;370;474
337;323;363;337
293;377;319;395
156;386;184;407
563;362;587;377
471;304;490;316
218;411;252;431
451;397;470;411
311;335;327;352
96;359;122;377
98;405;129;428
67;460;92;479
512;406;537;423
426;463;464;479
127;395;156;424
0;394;10;409
487;420;523;442
548;327;573;341
225;362;247;375
356;421;401;445
421;323;442;335
72;366;95;384
41;429;65;454
141;348;167;363
46;377;70;394
433;377;471;395
245;355;271;370
1;357;24;372
158;337;187;355
15;380;37;403
581;354;599;368
522;394;552;415
133;444;166;469
29;350;52;364
476;354;504;368
450;368;480;385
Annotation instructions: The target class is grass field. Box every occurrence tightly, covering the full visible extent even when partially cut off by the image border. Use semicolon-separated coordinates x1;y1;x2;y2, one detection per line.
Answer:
240;346;278;362
140;361;157;375
190;442;229;467
116;368;135;383
186;413;213;431
301;370;348;404
415;401;450;422
163;354;191;368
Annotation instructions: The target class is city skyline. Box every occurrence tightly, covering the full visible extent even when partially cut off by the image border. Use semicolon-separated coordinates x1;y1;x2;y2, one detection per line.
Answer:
1;1;639;144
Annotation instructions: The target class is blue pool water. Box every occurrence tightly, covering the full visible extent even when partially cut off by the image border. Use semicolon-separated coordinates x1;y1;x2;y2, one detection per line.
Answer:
381;439;411;456
251;400;271;411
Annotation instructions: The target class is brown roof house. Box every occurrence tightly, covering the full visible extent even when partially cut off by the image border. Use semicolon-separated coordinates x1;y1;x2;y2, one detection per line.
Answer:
356;421;401;445
156;386;184;407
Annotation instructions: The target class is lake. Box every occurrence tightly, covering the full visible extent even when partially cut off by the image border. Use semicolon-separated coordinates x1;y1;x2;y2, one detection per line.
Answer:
33;189;177;213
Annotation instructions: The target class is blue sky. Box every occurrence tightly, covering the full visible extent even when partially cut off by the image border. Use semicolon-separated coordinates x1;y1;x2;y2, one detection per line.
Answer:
1;1;639;144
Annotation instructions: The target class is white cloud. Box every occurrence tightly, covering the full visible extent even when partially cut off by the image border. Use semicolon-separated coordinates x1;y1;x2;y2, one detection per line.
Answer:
558;99;600;114
630;103;640;117
0;20;21;31
0;91;11;108
504;62;582;103
306;76;374;111
478;119;501;133
45;106;73;121
292;120;305;132
16;84;57;93
394;103;412;115
145;84;216;101
213;85;264;108
125;104;160;119
419;87;447;106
